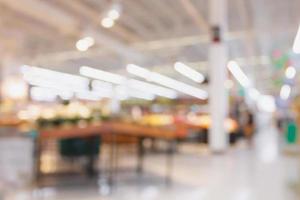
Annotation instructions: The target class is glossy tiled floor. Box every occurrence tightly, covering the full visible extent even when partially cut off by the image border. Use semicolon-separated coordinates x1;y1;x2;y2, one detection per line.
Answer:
3;115;300;200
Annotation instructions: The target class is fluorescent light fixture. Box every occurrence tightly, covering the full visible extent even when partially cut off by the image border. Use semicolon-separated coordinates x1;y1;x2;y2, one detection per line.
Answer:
280;84;291;100
247;88;260;101
227;61;251;88
59;92;74;100
30;86;73;102
76;37;95;52
80;66;126;84
22;65;89;92
115;85;155;101
75;91;102;101
285;66;296;79
127;64;149;80
114;85;128;100
81;67;176;100
31;87;57;102
91;80;113;97
128;79;177;99
174;62;205;83
257;95;276;113
128;89;155;101
293;24;300;54
101;17;115;28
126;64;208;99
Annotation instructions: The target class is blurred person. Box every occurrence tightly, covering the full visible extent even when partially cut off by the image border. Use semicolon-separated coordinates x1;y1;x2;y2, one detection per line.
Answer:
243;109;255;146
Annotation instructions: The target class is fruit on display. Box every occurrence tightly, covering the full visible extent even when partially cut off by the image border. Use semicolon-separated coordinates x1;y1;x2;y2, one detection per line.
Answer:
187;114;238;132
16;102;109;129
139;114;174;126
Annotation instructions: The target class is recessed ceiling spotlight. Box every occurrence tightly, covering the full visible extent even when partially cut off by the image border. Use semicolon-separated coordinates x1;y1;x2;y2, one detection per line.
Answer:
285;66;296;79
108;9;120;20
280;84;291;100
108;3;122;20
101;17;115;28
76;36;95;52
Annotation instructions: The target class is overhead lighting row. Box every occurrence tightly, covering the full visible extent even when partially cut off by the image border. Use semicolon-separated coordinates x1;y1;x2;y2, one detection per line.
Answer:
22;65;178;101
126;64;208;99
80;66;178;99
226;61;274;112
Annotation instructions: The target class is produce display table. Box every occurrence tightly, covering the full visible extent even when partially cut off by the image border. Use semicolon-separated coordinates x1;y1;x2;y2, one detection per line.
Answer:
36;122;180;187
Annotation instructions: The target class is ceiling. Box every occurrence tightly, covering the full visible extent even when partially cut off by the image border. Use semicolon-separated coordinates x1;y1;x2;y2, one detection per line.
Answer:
0;0;299;96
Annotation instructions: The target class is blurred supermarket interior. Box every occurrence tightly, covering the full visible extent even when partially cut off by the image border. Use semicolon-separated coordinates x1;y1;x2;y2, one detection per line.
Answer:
0;0;300;199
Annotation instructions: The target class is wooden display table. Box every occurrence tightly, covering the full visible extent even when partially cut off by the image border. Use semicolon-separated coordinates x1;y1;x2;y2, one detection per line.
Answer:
36;121;179;187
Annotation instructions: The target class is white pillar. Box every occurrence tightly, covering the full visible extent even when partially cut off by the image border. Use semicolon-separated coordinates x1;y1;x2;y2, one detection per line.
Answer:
110;87;121;115
208;0;228;152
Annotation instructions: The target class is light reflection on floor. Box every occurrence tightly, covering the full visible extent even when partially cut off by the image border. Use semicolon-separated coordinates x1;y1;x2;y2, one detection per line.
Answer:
3;149;299;200
2;115;300;200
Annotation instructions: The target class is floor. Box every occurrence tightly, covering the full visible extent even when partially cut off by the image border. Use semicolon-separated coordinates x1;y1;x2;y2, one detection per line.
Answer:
2;114;300;200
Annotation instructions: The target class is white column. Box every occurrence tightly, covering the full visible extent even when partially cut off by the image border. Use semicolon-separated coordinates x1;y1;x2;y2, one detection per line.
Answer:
110;86;121;115
208;0;228;152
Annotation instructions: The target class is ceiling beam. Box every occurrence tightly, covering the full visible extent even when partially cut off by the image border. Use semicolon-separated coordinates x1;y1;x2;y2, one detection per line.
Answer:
133;27;297;51
0;0;78;35
120;0;164;40
52;0;141;42
0;0;145;61
179;0;209;33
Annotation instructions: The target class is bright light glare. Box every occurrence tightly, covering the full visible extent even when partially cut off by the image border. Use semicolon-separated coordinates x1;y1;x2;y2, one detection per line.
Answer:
257;95;276;113
76;37;95;52
126;64;208;99
128;79;177;99
280;84;291;100
101;17;115;28
293;24;300;54
227;61;251;88
174;62;205;83
80;66;126;84
285;66;296;79
2;77;28;100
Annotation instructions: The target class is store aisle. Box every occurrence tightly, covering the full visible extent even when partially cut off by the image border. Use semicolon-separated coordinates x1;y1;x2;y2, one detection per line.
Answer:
4;117;299;200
